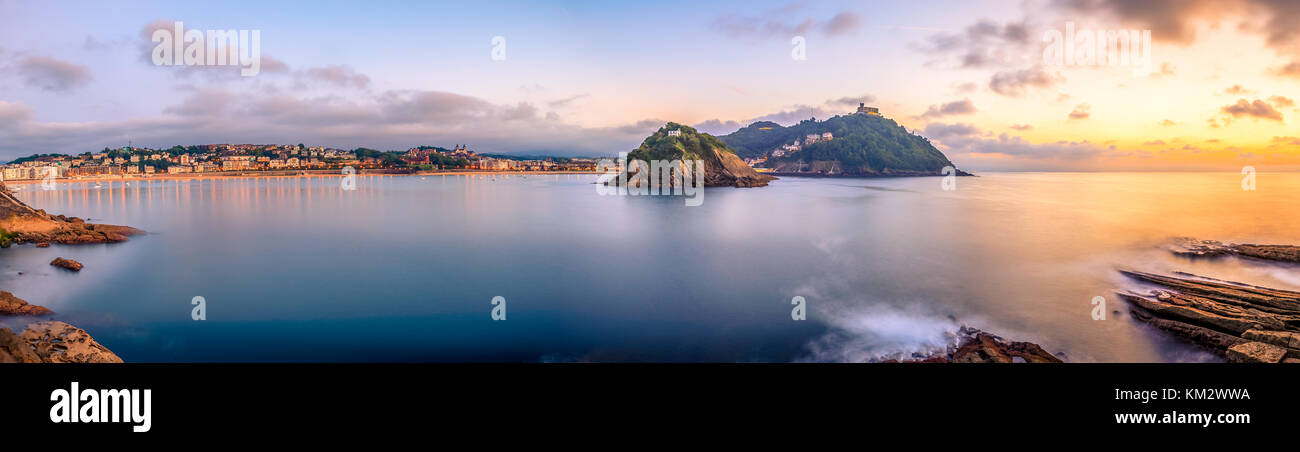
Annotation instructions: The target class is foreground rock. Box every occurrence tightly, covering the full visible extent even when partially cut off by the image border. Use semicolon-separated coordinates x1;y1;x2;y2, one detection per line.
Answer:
1169;238;1300;264
876;326;1064;363
1118;269;1300;362
0;183;143;246
0;290;52;316
0;321;122;363
50;257;83;271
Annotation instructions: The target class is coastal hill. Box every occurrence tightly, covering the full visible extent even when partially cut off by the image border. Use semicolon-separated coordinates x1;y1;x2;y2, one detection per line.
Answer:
719;112;969;177
624;123;775;187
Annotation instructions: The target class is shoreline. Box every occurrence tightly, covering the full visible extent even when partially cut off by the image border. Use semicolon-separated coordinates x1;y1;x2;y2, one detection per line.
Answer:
1;169;601;186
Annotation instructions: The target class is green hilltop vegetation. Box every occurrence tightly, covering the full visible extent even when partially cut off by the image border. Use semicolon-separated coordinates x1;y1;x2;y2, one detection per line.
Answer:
719;114;964;176
624;123;774;187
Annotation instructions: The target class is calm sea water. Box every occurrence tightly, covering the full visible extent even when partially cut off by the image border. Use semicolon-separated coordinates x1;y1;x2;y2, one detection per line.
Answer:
3;172;1298;362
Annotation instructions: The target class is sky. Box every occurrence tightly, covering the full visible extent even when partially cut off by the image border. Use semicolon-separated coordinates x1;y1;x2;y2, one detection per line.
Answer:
0;0;1297;171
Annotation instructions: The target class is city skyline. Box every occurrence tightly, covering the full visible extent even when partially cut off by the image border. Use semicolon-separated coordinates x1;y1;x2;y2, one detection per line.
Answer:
1;0;1298;171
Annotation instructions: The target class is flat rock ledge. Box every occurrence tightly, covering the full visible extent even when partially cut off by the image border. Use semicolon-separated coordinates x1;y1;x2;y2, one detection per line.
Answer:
0;321;122;363
1119;269;1300;363
0;290;52;316
1169;238;1300;264
875;326;1064;363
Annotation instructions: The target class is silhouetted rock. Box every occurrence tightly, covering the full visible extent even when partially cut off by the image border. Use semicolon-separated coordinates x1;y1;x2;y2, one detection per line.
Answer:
50;257;82;271
1169;238;1300;264
877;326;1063;363
0;290;52;316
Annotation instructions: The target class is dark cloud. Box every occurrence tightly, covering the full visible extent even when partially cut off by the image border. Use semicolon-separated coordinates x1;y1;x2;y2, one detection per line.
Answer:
923;122;981;140
0;88;664;159
822;12;863;37
693;119;743;136
935;131;1109;171
548;93;590;108
1010;124;1033;131
710;5;862;39
1068;103;1091;120
989;66;1063;96
17;56;93;92
0;101;34;125
1220;98;1284;122
920;98;977;119
826;94;876;107
305;65;370;88
1223;84;1255;95
919;17;1034;69
1056;0;1300;66
1268;95;1295;107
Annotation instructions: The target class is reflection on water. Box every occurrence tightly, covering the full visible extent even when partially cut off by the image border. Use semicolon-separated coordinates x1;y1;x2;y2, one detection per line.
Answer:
1;172;1296;362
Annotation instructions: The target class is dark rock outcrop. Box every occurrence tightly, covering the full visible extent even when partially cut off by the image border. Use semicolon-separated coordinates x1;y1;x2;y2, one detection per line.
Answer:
876;326;1063;363
0;321;122;363
0;183;143;246
1118;269;1300;363
0;290;52;316
50;257;83;271
1169;238;1300;264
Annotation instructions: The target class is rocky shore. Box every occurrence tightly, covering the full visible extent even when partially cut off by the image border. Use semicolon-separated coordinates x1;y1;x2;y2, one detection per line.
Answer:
0;183;127;363
1118;269;1300;363
0;321;122;363
1168;238;1300;264
875;326;1064;363
0;183;144;246
0;290;52;316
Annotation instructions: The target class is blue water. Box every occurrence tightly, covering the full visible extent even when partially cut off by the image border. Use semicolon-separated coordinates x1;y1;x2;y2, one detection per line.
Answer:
3;172;1298;362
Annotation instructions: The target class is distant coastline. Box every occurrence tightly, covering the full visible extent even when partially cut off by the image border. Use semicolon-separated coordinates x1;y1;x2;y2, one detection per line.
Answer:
1;168;600;186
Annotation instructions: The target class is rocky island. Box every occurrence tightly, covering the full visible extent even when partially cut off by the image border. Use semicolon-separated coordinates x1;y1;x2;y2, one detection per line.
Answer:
613;123;776;188
719;111;971;177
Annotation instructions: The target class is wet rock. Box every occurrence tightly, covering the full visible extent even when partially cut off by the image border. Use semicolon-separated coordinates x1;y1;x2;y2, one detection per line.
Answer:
50;257;83;271
1170;238;1300;264
880;326;1063;363
1242;329;1300;349
18;321;122;363
0;290;52;316
0;185;143;246
1226;341;1287;363
1119;269;1300;362
0;328;42;363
